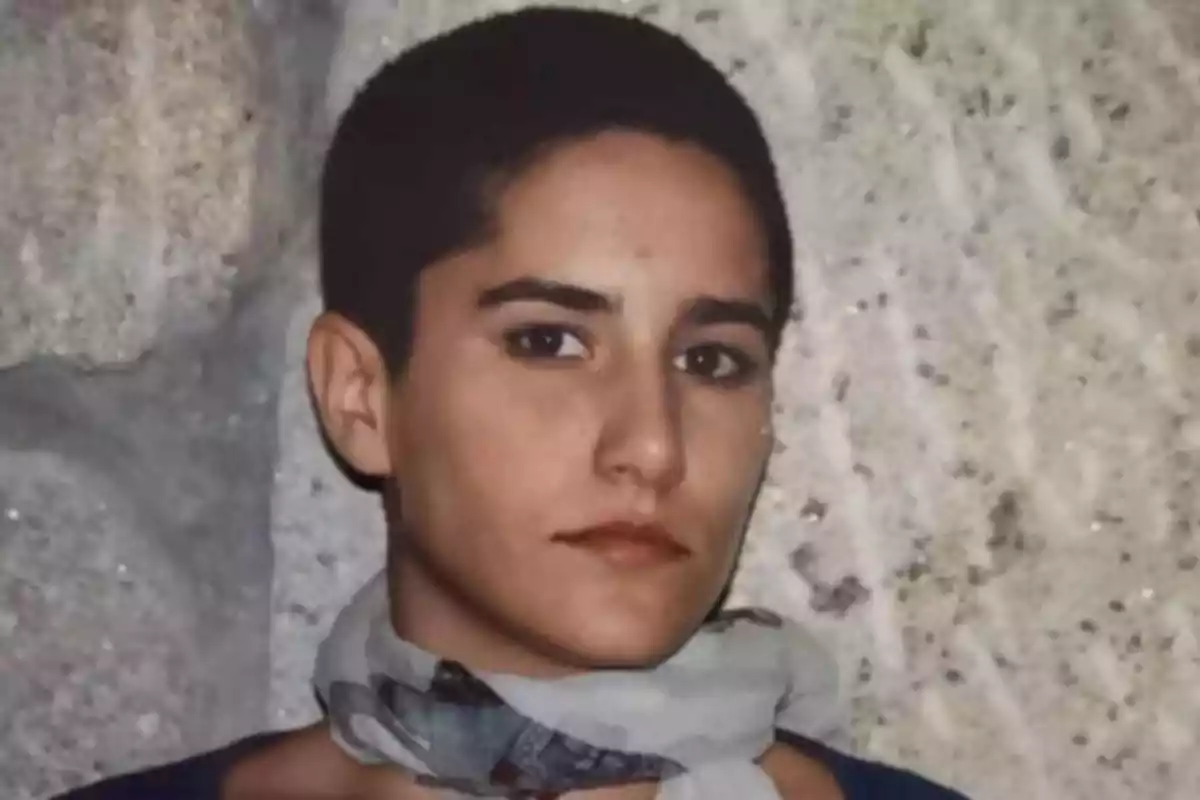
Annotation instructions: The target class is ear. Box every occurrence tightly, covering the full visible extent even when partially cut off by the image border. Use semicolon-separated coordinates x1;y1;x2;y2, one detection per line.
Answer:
306;312;393;477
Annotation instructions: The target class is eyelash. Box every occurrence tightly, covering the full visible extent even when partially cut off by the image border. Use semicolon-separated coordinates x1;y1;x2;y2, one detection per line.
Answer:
502;324;591;361
502;323;761;386
679;344;761;386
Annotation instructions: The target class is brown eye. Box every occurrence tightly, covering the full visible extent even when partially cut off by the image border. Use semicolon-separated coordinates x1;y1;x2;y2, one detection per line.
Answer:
674;344;757;384
503;324;589;360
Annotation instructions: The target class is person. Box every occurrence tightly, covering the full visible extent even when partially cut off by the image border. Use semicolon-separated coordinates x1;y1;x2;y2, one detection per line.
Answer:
57;8;970;799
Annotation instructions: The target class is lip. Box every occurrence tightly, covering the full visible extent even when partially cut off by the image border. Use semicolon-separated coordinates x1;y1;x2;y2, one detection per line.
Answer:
552;521;691;567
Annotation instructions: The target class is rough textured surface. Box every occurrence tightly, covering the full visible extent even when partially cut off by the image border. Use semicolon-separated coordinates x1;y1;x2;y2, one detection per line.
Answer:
0;0;263;368
0;1;338;797
0;299;283;797
3;1;1199;799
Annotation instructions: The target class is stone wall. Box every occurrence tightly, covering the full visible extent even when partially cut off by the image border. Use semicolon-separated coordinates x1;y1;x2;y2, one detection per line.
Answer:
0;1;337;796
3;2;1198;798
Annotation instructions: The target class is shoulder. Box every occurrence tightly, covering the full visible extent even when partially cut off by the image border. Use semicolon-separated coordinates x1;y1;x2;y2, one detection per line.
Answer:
775;730;972;800
51;733;285;800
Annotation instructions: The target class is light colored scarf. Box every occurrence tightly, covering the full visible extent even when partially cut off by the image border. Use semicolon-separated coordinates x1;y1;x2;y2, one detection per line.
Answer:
315;571;849;798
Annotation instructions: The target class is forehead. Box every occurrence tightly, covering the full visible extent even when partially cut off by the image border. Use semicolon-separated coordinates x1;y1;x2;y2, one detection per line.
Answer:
482;130;771;300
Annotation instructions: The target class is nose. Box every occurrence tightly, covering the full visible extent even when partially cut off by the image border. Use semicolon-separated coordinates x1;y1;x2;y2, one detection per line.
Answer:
593;365;685;495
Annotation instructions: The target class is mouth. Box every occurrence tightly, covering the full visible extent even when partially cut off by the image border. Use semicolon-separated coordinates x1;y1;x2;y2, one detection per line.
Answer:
552;521;691;567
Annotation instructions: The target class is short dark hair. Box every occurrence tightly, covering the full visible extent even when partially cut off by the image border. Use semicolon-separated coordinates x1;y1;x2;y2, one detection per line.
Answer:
320;7;794;374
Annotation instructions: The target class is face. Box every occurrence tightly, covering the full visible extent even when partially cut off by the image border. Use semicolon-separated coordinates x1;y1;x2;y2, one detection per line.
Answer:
310;130;776;675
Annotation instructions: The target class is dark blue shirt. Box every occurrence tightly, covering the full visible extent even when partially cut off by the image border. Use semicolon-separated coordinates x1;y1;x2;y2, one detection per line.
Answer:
53;730;970;799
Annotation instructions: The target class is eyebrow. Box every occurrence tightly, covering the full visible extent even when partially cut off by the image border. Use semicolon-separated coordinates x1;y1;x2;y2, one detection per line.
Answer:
681;296;773;338
477;277;615;313
476;276;772;337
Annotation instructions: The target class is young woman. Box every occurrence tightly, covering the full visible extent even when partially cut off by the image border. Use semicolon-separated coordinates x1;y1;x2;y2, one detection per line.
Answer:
60;8;969;799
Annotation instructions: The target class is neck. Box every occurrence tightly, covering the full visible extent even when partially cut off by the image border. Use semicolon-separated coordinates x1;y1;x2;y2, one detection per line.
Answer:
386;543;588;679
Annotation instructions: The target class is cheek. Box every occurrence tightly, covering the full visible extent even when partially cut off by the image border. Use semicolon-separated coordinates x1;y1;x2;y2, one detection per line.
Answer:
406;364;600;538
682;394;770;524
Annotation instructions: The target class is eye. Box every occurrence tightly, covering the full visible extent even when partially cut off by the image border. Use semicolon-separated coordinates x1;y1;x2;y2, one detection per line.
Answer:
674;344;758;385
503;324;589;360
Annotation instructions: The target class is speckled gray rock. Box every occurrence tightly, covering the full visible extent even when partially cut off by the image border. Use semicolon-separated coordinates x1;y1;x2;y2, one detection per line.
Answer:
0;344;277;798
0;0;261;368
0;1;338;796
266;3;1200;800
723;2;1200;797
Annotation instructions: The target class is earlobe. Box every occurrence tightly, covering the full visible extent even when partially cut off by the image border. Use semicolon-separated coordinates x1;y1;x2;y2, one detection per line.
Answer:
306;312;394;477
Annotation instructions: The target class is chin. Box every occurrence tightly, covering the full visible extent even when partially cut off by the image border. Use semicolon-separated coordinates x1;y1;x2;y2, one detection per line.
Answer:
548;614;694;671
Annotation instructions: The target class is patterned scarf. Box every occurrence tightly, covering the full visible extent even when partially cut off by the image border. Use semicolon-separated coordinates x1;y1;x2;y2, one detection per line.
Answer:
314;572;848;798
